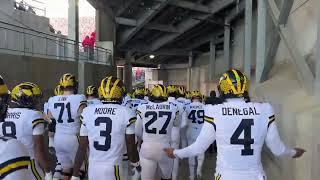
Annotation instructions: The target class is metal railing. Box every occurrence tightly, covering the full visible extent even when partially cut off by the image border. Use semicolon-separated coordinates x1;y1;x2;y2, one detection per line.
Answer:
0;21;112;65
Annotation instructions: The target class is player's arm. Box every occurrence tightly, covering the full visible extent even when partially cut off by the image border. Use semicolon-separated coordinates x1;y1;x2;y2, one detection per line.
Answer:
45;111;56;149
32;119;51;173
180;109;188;128
265;117;305;158
126;110;140;167
135;109;143;140
165;120;216;159
72;117;89;178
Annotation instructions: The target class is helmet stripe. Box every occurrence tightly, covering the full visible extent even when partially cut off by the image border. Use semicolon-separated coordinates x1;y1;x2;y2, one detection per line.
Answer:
232;69;241;93
105;76;113;98
109;79;120;98
225;73;238;94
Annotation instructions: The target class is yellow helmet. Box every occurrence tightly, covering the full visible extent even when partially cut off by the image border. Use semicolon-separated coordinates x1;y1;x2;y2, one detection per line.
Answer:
11;82;42;108
219;69;248;98
177;86;186;97
99;76;124;101
0;76;9;120
167;85;177;94
86;85;98;97
151;84;168;100
54;85;63;96
59;73;78;89
185;91;192;99
191;90;202;100
133;88;145;98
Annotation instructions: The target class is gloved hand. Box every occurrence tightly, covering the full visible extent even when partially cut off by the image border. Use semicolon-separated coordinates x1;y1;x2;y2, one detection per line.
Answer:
44;172;53;180
70;176;81;180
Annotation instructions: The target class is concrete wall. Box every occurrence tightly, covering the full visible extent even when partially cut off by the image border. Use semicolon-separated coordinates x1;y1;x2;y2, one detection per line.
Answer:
0;53;115;102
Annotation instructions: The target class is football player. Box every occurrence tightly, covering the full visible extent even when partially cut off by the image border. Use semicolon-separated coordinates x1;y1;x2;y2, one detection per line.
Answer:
182;90;205;180
135;85;179;180
3;82;52;180
164;69;306;180
0;76;32;180
167;85;184;180
47;73;86;180
176;86;189;149
85;85;101;106
71;76;140;180
130;88;148;111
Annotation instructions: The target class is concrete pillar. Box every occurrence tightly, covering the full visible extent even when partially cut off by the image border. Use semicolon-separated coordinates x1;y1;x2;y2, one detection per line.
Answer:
95;9;115;66
255;0;267;84
68;0;79;61
117;66;124;80
187;52;193;90
315;2;320;97
209;38;216;80
124;54;132;91
244;0;252;77
224;21;231;69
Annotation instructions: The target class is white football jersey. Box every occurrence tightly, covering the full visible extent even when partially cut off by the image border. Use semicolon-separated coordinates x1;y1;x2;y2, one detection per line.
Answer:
80;103;136;165
43;102;49;114
0;136;32;180
183;101;205;138
1;108;46;159
136;101;179;144
47;94;86;135
129;98;148;111
176;97;191;105
86;98;102;106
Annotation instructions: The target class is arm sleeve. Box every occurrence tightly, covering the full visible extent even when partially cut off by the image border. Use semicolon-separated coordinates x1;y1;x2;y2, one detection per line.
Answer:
79;110;88;136
80;124;88;136
174;122;216;158
135;108;143;139
125;109;136;135
265;122;296;157
32;113;47;135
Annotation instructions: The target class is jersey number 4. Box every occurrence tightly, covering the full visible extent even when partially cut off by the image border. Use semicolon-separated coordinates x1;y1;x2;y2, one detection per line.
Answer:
54;103;74;123
230;119;254;156
145;111;172;134
188;110;204;124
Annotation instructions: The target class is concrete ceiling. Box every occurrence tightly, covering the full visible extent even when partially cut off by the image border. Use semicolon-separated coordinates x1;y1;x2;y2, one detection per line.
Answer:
87;0;244;65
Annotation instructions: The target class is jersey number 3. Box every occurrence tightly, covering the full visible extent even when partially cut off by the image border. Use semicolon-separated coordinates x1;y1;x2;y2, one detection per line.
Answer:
94;117;112;151
230;119;254;156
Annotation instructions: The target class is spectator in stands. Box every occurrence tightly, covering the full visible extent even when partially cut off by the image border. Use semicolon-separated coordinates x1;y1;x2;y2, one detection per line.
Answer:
82;35;90;56
49;24;55;33
205;90;222;105
88;32;95;60
17;1;26;11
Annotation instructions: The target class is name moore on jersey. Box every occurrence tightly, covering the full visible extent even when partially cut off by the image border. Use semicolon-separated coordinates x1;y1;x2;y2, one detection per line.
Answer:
80;103;136;165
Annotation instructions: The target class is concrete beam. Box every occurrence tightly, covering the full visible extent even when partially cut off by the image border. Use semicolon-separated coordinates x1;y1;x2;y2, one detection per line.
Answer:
255;0;267;84
244;0;252;77
260;0;294;82
150;0;236;51
87;0;114;19
187;51;193;90
116;0;135;16
159;63;189;69
120;47;189;56
115;17;180;33
225;0;245;23
118;0;172;46
124;53;133;91
224;20;231;68
186;30;224;50
267;0;314;94
169;0;213;14
209;38;216;80
315;0;320;95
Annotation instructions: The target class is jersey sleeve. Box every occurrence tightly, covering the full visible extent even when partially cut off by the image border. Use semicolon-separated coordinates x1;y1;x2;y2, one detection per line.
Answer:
173;106;180;127
79;108;88;136
125;108;136;135
264;104;296;157
203;105;217;130
135;106;143;139
31;111;46;135
174;122;216;158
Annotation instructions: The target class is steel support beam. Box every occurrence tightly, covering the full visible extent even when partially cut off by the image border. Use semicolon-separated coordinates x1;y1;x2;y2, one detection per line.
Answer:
209;38;216;80
315;1;320;95
187;52;193;90
186;30;224;50
244;0;252;77
169;0;212;13
260;0;294;82
267;0;314;94
118;0;171;46
255;0;267;83
224;20;231;68
116;0;135;16
124;53;133;91
225;0;245;23
115;17;180;33
150;0;235;51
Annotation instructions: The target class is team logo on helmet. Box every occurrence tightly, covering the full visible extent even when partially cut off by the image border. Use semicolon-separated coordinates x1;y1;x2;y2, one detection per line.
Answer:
11;82;42;108
86;85;98;97
151;84;168;100
54;85;63;96
219;69;248;98
99;76;124;101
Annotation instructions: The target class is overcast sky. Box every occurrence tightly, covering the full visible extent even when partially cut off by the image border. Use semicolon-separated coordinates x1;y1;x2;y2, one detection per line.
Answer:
22;0;95;18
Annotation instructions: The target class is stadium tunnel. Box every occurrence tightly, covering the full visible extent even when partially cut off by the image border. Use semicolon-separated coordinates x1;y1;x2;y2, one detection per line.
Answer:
0;0;319;179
